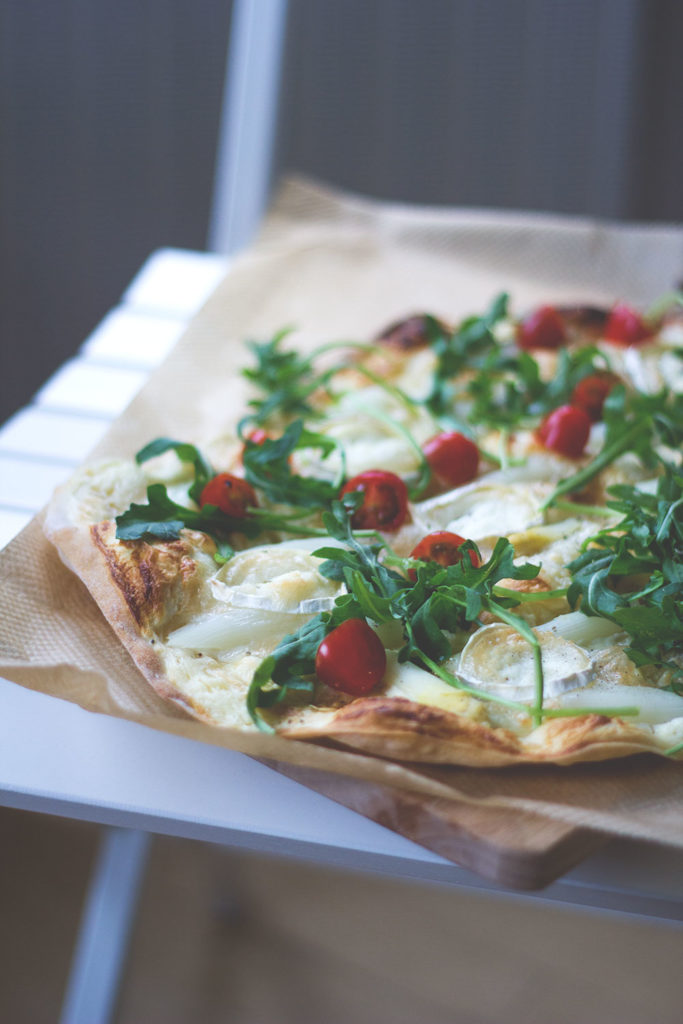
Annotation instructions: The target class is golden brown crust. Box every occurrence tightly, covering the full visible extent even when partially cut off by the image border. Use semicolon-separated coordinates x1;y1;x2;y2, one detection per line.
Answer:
90;522;201;631
284;698;669;767
45;516;215;719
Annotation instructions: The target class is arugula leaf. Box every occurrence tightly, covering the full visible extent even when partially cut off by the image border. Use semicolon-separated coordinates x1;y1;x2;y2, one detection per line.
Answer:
422;293;612;439
241;329;323;427
248;500;552;728
543;385;683;509
323;521;547;724
394;536;539;663
464;348;544;430
246;597;363;730
115;484;191;542
241;330;379;429
115;458;338;562
135;437;214;504
115;483;255;559
426;293;509;418
567;463;683;680
316;495;407;600
462;342;613;433
118;425;357;563
242;419;343;509
541;346;612;411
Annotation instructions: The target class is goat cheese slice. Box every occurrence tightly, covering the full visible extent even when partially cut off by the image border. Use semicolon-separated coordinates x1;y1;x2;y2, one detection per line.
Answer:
453;623;593;702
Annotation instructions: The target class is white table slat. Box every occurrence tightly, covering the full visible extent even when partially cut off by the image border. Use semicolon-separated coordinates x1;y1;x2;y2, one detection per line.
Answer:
0;510;32;549
0;455;71;511
0;679;439;866
122;248;229;318
35;362;148;419
0;408;110;463
82;307;186;370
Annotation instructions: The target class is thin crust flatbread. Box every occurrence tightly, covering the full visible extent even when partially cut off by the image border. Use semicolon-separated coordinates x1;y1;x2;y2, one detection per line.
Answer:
44;302;683;768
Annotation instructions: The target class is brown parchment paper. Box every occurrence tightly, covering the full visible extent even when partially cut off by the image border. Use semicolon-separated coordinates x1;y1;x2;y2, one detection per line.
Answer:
2;176;683;859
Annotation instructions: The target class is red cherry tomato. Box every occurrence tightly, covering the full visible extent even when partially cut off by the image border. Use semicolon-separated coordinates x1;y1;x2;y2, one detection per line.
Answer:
199;473;258;517
537;405;591;458
408;531;480;581
570;372;619;422
315;618;386;696
340;470;408;531
422;432;479;491
517;305;567;350
245;427;270;445
603;303;653;346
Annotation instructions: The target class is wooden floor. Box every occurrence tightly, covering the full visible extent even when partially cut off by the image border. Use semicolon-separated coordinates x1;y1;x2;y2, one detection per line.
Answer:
1;806;682;1024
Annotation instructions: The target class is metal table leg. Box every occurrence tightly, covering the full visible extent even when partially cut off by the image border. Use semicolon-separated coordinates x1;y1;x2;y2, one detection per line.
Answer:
59;827;150;1024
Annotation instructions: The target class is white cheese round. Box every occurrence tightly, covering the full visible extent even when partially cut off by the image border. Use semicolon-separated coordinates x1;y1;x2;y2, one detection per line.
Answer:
453;623;593;702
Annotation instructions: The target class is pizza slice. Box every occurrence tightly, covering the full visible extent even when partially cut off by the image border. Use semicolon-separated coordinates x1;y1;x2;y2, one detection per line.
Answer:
45;293;683;767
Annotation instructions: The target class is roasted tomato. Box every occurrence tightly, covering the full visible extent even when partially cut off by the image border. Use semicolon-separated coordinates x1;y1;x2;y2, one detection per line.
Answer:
516;305;567;350
315;618;386;696
537;405;591;458
340;470;409;531
199;473;258;517
408;530;479;580
603;303;653;346
570;372;619;422
555;304;609;338
376;314;447;351
422;431;479;490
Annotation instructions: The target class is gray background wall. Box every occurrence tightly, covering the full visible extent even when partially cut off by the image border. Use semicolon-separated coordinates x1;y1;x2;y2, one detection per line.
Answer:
1;0;681;422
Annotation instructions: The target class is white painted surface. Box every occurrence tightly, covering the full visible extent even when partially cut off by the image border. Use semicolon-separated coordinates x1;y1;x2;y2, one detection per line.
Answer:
0;408;109;462
0;678;439;865
0;455;71;510
0;510;32;548
82;307;186;369
122;248;229;318
35;361;148;417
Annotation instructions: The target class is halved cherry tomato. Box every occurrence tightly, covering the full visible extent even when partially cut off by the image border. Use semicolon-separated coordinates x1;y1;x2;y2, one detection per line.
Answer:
516;305;567;350
422;431;479;491
315;618;386;696
570;372;619;422
408;530;480;581
537;405;591;458
603;302;653;346
199;473;258;517
340;470;408;531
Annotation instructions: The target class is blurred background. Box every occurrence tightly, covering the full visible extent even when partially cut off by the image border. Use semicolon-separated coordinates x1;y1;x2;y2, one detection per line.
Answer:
1;0;681;423
3;807;683;1024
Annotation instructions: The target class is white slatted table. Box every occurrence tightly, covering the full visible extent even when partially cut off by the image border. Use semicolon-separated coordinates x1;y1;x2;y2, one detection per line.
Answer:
1;249;682;1022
